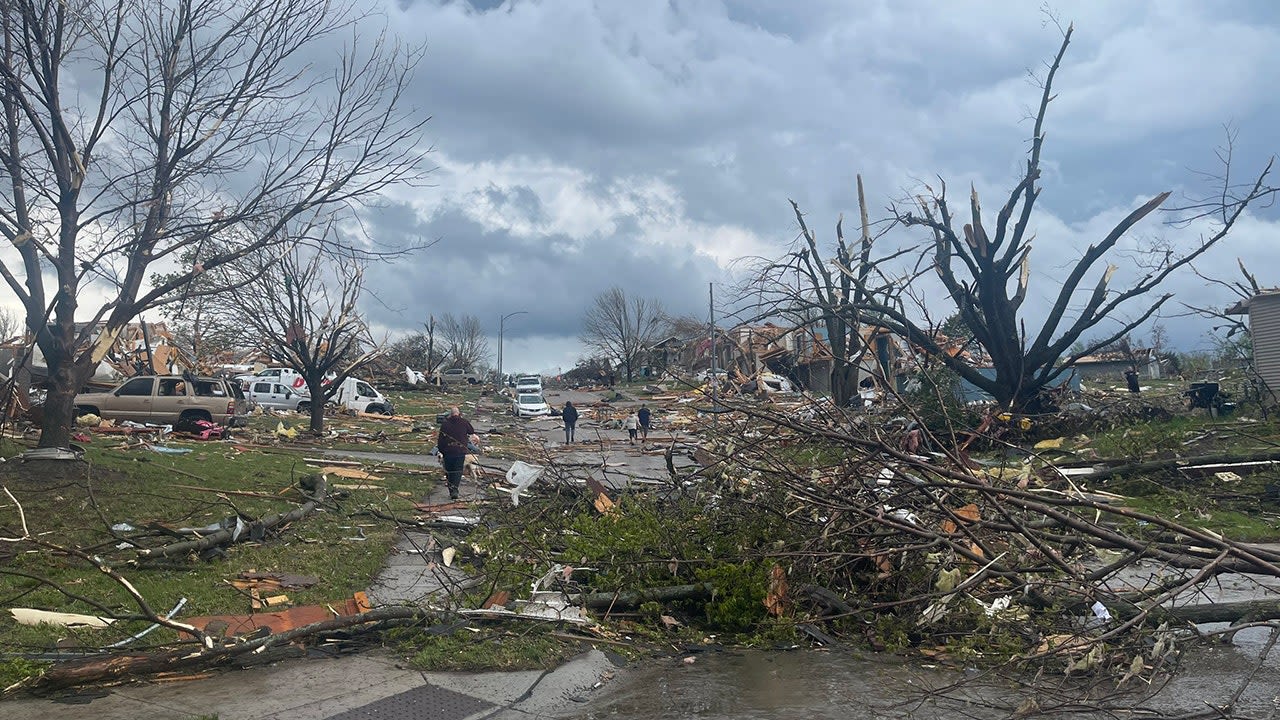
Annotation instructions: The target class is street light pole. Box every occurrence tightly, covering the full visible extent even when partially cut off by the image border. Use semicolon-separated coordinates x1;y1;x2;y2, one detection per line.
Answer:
498;311;528;389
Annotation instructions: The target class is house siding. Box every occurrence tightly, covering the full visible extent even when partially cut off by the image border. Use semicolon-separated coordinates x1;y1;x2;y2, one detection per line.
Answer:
1250;294;1280;403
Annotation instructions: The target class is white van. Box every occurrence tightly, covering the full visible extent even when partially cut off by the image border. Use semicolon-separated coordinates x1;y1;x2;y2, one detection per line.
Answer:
329;377;394;415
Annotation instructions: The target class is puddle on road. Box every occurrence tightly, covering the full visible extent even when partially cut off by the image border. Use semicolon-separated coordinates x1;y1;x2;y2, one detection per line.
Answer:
564;644;1280;719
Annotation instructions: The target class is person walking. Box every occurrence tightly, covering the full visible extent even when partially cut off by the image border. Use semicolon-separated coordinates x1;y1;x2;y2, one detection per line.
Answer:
562;400;579;444
437;406;477;500
637;404;651;442
624;410;639;445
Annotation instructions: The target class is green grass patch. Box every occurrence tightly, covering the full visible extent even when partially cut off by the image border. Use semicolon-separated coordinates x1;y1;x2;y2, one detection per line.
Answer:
0;438;428;669
1117;484;1280;543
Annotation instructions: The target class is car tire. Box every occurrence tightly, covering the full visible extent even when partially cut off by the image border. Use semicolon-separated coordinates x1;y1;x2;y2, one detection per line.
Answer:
74;405;98;418
368;404;393;416
467;377;478;385
297;401;311;413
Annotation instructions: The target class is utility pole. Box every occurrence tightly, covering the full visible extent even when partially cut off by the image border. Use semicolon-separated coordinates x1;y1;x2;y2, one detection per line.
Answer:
498;311;528;389
709;282;716;427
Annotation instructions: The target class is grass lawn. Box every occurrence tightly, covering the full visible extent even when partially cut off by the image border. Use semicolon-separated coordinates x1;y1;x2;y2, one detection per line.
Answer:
0;384;508;670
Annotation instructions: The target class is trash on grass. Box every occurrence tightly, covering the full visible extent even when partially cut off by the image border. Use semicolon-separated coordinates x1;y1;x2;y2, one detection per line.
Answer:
505;461;545;506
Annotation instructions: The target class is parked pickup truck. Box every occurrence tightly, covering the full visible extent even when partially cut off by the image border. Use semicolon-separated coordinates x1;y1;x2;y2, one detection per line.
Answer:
74;374;248;427
245;379;310;413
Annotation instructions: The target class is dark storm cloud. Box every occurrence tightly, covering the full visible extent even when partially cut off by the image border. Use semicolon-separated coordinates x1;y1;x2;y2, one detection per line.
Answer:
362;200;721;342
350;0;1280;367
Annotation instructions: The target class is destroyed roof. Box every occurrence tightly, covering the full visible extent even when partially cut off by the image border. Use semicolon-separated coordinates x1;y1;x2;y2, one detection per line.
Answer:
1072;347;1157;364
1225;288;1280;315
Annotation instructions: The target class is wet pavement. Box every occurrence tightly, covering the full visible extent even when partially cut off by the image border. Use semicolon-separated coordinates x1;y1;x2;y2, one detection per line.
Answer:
2;647;623;720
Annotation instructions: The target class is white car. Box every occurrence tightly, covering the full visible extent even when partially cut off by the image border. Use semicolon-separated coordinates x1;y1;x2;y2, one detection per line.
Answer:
512;392;551;417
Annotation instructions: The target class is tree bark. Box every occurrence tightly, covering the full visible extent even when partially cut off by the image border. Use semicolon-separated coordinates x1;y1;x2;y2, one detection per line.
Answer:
39;365;78;449
137;477;327;561
30;606;427;692
573;583;711;610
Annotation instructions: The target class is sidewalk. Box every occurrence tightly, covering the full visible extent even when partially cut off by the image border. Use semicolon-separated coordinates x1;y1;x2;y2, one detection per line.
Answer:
1;467;623;720
1;647;621;720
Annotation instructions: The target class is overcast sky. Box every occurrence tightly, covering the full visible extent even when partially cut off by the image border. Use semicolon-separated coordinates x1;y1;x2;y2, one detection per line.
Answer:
357;0;1280;375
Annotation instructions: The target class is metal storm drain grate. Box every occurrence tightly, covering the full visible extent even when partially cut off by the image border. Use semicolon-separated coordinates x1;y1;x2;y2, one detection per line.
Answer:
323;683;496;720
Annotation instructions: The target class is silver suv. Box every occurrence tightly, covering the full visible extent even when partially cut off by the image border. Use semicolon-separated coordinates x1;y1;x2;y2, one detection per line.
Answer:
74;375;248;427
441;368;482;384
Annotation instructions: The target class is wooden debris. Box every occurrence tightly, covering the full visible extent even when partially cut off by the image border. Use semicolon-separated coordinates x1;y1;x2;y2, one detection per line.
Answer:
321;466;383;481
137;475;328;561
764;564;791;617
586;476;616;514
10;608;115;629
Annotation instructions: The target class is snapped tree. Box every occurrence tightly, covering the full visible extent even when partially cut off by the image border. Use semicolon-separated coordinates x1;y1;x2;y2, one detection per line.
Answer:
384;328;444;377
0;0;430;447
740;175;896;407
214;232;383;434
579;286;668;383
794;25;1275;411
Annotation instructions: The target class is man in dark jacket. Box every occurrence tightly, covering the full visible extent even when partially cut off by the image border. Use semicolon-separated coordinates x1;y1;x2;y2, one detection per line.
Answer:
562;400;579;443
438;406;477;500
637;404;651;442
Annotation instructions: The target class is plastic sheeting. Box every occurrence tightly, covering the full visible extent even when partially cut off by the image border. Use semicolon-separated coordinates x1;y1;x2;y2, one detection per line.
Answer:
504;460;545;506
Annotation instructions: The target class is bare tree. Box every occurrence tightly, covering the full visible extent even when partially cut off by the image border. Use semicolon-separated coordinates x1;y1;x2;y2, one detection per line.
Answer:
0;306;18;340
0;0;430;448
151;246;242;369
739;176;903;406
423;315;444;376
383;331;441;374
797;25;1275;411
666;313;708;341
437;313;490;371
580;287;668;383
218;234;383;433
1183;258;1263;343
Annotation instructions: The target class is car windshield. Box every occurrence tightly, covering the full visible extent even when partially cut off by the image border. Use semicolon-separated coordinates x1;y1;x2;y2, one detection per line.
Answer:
518;394;543;404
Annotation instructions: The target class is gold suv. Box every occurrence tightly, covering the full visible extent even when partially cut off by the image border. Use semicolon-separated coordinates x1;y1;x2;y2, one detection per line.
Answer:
74;375;249;427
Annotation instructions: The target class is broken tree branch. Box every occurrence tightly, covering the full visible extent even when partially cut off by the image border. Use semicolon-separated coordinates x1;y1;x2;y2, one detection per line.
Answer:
137;475;328;561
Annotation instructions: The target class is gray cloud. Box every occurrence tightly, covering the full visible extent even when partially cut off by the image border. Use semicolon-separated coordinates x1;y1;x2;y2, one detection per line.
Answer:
356;0;1280;368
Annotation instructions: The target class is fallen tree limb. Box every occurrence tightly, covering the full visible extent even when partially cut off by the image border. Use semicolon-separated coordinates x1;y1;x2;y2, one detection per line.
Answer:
25;605;430;693
1078;449;1280;482
1135;598;1280;625
572;583;711;610
137;475;328;561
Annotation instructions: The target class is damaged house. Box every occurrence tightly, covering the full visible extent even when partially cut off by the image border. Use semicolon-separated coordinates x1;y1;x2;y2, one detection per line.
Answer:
10;320;197;390
1068;347;1162;383
1227;289;1280;404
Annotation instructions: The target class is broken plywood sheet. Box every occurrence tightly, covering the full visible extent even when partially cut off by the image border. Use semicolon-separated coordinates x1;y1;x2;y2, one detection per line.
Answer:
321;466;384;481
183;592;371;638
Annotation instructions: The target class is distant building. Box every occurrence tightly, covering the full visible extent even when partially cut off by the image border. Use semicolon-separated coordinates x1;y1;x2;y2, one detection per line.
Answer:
1068;348;1161;383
